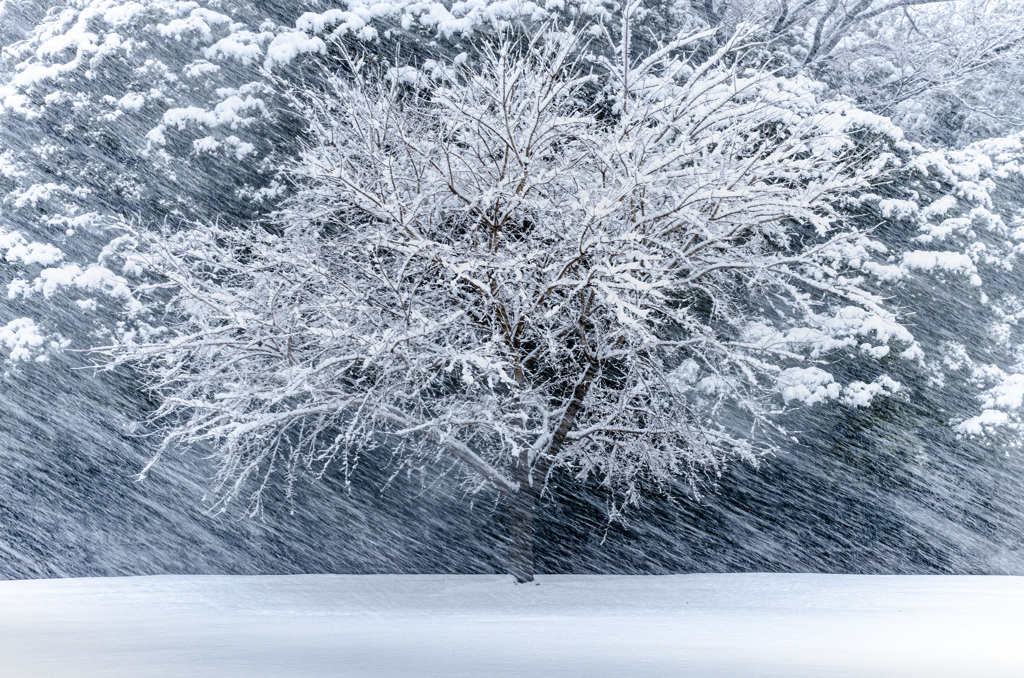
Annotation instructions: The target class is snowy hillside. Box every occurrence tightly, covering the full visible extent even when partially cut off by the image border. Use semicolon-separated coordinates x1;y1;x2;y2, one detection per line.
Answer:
2;573;1023;677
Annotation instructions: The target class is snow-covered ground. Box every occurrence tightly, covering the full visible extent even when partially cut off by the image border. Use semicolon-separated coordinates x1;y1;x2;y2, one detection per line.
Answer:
1;574;1022;677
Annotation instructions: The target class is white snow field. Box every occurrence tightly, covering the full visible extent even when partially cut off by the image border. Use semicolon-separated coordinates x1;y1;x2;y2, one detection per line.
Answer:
1;574;1023;677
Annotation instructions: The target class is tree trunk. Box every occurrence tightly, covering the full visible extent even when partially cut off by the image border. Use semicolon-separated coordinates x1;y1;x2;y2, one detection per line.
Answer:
508;360;599;583
509;484;535;583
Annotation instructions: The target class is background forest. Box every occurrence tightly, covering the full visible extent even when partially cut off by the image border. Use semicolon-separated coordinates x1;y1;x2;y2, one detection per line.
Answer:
2;0;1024;579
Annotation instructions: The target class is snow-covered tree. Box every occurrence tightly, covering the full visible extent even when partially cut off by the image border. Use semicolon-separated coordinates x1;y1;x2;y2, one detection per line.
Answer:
876;132;1024;442
107;12;914;581
684;0;1024;145
809;0;1024;146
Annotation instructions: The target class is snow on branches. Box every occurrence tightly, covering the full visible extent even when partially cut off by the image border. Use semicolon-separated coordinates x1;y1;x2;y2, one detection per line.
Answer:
107;16;913;579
